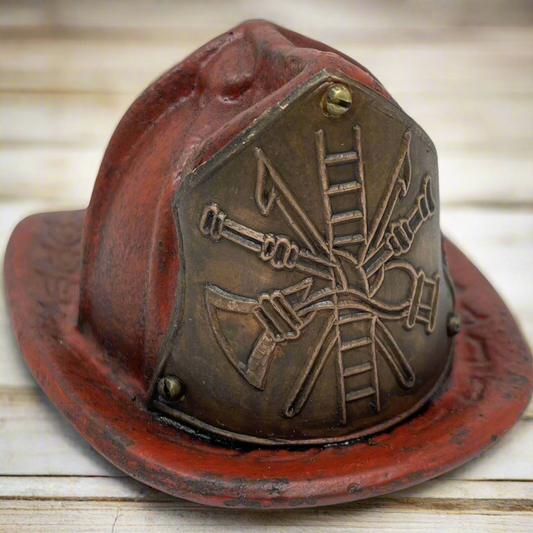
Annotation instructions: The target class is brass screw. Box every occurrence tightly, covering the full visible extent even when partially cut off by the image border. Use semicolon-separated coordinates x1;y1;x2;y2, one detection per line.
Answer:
323;84;352;117
447;313;461;337
158;376;185;402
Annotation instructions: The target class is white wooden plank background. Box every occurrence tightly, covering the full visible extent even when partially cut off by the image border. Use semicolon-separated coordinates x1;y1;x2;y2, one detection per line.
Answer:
0;0;532;531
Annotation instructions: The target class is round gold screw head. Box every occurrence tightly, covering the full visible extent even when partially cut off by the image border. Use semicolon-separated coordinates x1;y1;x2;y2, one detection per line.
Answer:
447;313;461;337
323;84;352;117
158;376;185;402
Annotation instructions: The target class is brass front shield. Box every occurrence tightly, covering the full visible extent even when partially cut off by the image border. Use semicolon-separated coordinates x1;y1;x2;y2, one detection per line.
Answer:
153;69;455;445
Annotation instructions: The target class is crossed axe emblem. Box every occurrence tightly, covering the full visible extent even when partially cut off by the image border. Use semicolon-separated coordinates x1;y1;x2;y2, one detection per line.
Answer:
199;127;440;423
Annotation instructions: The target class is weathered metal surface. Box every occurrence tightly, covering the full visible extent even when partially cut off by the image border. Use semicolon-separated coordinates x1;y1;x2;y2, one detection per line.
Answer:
154;70;454;444
3;20;532;508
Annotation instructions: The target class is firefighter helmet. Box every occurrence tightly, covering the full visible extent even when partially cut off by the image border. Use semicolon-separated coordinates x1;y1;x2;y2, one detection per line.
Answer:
5;21;532;507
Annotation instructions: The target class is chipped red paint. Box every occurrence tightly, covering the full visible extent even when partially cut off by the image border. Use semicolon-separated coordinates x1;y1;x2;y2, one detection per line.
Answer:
4;21;533;508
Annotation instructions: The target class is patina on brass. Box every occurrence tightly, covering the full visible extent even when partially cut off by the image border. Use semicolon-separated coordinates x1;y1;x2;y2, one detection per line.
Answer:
152;70;455;445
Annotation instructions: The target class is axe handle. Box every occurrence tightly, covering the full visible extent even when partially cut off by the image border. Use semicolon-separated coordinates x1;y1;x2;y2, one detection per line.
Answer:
200;204;335;280
362;130;412;260
363;175;435;278
244;331;277;390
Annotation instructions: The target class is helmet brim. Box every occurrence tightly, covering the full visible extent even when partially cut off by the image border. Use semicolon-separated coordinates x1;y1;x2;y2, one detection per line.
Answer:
4;209;532;509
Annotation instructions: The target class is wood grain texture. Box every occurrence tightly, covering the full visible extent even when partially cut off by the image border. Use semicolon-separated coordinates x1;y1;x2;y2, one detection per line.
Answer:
0;500;532;533
1;0;533;30
1;29;531;93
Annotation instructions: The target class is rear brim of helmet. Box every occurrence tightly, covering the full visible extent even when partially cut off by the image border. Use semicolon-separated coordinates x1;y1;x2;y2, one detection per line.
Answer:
4;209;532;509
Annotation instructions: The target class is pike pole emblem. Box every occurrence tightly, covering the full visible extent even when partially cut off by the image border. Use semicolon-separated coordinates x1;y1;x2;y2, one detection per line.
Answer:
199;126;439;424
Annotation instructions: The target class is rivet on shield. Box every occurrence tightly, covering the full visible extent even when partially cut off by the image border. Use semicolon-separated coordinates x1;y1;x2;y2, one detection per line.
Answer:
447;313;461;337
158;376;185;402
322;84;352;117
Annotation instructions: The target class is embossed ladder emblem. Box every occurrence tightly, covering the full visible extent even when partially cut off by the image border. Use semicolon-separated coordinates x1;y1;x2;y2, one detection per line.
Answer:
199;126;439;425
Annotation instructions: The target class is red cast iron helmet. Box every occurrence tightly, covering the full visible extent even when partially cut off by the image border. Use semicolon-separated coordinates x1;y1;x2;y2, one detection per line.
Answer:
4;21;532;508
